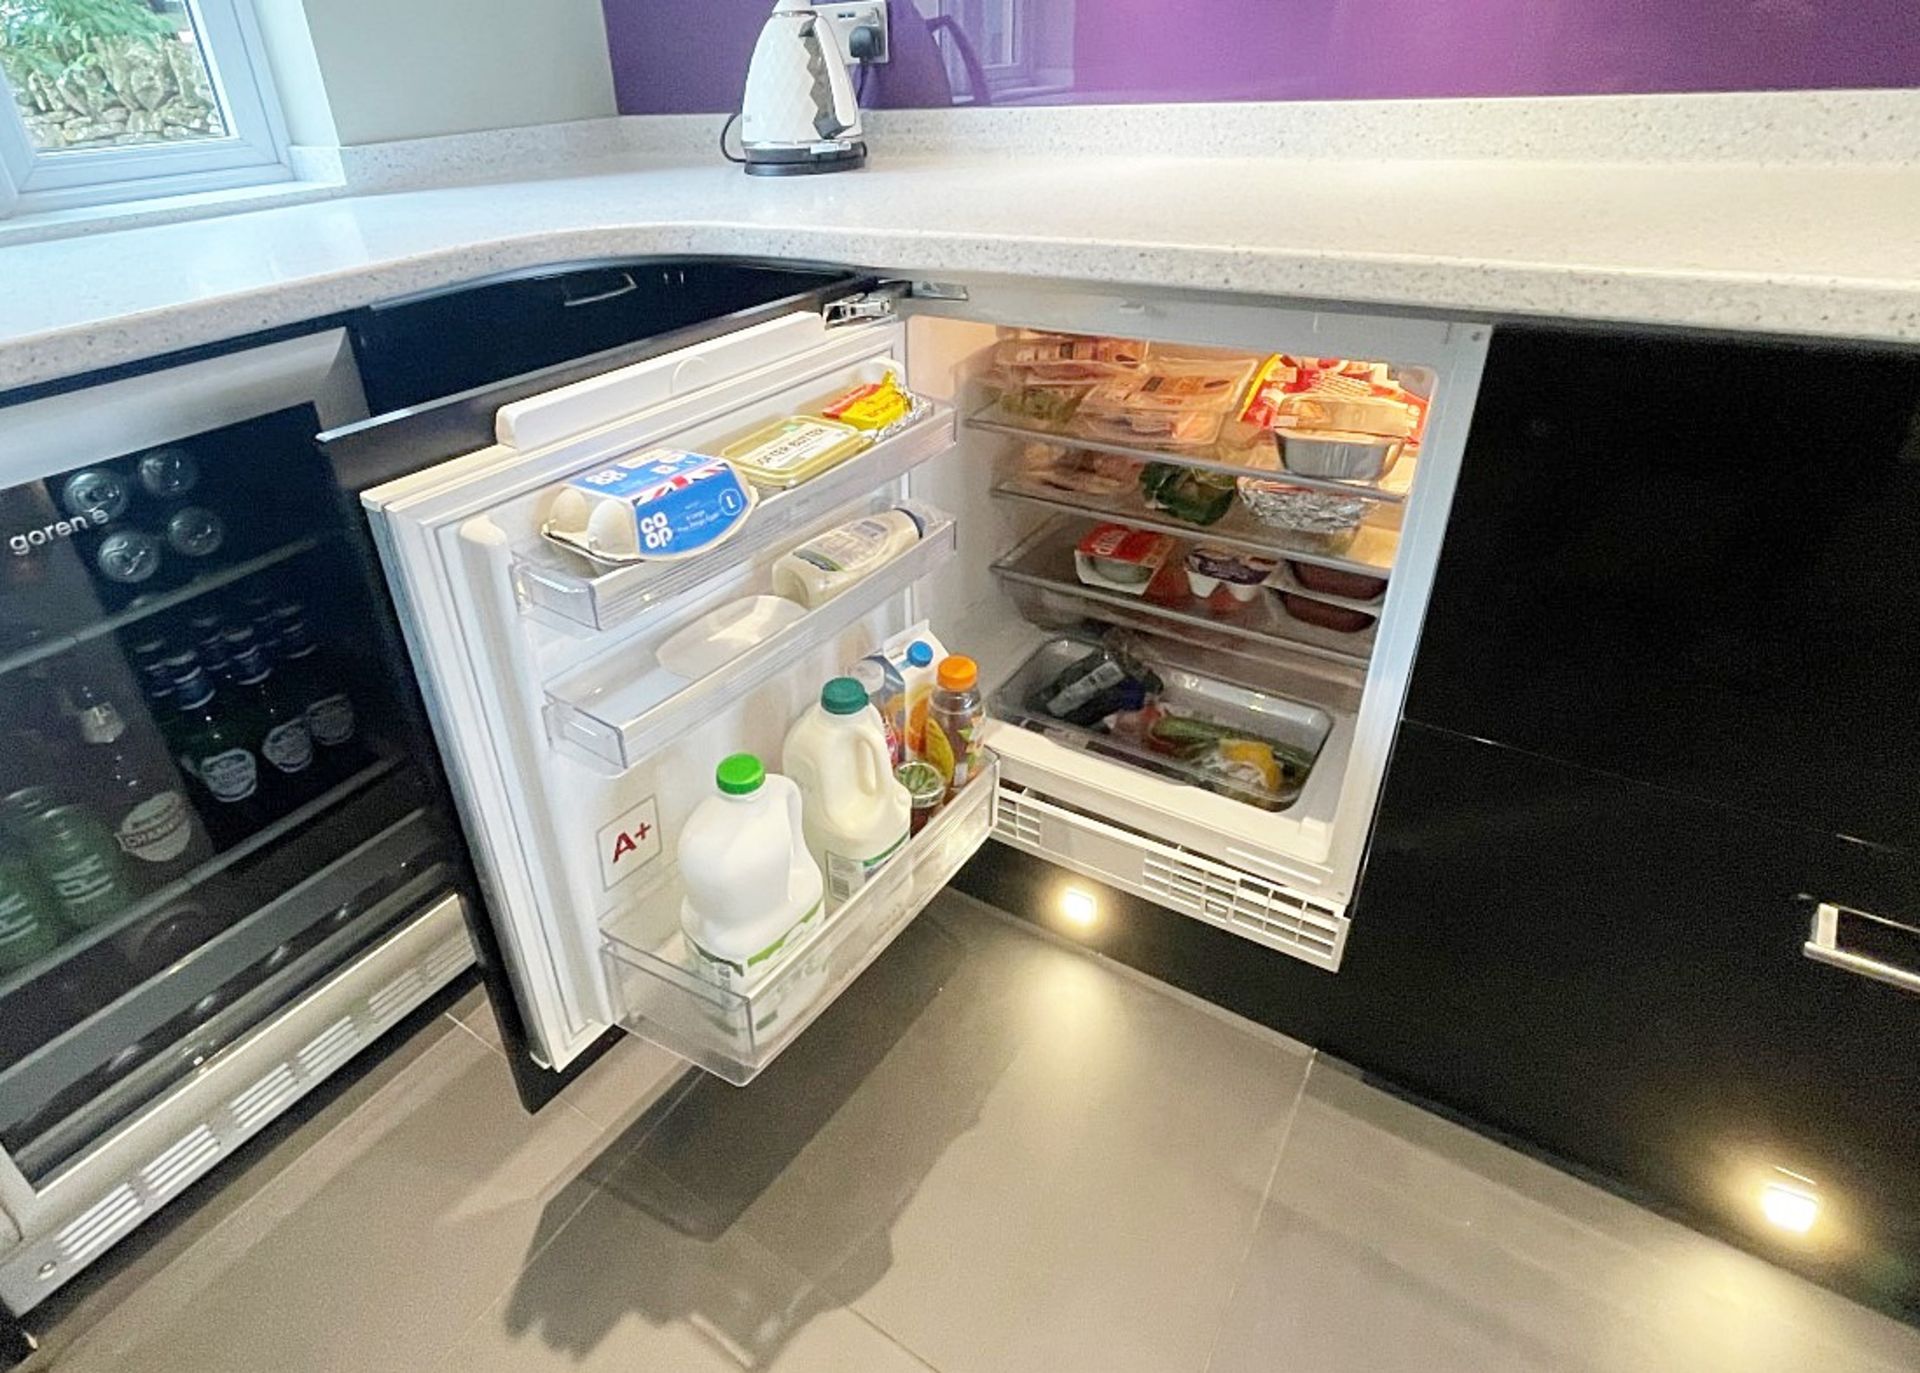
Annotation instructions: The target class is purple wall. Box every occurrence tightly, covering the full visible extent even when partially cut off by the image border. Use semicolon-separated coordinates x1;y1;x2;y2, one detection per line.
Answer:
603;0;1920;114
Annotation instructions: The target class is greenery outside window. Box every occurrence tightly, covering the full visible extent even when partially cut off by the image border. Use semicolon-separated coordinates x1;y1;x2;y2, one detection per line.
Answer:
0;0;287;216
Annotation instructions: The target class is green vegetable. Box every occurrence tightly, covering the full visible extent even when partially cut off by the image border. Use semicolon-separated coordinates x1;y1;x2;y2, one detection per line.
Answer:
1139;462;1236;525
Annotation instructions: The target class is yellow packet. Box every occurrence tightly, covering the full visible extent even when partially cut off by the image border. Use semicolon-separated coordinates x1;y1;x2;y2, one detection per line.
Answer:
815;372;914;431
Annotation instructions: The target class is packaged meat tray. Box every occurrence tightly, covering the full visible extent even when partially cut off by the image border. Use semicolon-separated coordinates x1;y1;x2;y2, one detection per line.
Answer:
1070;357;1261;449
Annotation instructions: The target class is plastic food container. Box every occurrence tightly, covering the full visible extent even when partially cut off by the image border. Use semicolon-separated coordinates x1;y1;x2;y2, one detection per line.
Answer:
1275;590;1377;634
1185;547;1273;607
544;448;757;564
1017;445;1140;497
1277;428;1403;481
1070;357;1261;449
1290;561;1388;602
720;416;871;489
1073;523;1175;595
1288;560;1388;602
992;334;1147;382
987;372;1095;429
1235;478;1367;549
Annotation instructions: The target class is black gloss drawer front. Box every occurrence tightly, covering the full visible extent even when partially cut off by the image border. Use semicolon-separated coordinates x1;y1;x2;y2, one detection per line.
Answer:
1406;328;1920;853
1353;722;1920;1312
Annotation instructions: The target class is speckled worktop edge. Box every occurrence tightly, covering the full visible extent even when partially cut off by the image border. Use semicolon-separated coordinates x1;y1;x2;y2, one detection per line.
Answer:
4;89;1919;391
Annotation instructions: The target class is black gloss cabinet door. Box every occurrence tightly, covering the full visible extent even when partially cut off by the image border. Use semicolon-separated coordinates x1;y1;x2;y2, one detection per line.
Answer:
1353;722;1920;1315
1404;329;1920;853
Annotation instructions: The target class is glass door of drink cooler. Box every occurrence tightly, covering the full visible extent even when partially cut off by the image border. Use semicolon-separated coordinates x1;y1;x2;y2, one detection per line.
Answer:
0;332;469;1192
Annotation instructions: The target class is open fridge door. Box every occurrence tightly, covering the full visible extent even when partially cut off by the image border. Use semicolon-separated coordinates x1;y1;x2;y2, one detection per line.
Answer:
356;305;989;1086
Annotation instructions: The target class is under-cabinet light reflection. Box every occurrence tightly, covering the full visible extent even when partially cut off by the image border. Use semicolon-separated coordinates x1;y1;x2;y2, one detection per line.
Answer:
1059;886;1099;928
1760;1175;1820;1234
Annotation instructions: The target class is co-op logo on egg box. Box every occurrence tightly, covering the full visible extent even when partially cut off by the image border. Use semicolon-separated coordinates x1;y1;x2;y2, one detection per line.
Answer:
597;796;661;891
8;509;99;556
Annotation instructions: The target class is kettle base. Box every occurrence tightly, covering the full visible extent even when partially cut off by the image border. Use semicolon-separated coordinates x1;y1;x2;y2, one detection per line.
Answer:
743;143;868;176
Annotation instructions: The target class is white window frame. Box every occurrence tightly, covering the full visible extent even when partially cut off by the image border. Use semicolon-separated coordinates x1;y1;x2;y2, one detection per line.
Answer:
0;0;288;217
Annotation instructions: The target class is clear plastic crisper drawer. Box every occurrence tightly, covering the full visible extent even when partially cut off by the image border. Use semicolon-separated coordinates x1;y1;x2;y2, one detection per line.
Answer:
544;506;957;772
602;757;998;1083
514;401;955;633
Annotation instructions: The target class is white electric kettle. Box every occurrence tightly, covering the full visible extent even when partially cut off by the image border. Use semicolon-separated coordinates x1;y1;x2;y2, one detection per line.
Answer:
738;0;867;175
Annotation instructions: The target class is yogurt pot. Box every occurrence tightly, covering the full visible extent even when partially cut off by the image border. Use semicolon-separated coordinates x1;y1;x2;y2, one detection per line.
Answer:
1185;546;1274;606
1276;429;1403;481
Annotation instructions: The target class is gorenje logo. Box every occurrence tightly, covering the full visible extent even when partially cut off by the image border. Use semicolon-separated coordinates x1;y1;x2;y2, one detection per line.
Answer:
9;511;97;556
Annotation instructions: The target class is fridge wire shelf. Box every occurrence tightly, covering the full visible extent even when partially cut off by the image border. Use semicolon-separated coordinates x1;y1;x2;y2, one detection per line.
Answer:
603;756;999;1084
545;509;958;772
513;402;955;633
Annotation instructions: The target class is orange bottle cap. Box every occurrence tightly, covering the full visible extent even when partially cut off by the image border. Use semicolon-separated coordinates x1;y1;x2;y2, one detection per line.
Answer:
936;655;978;691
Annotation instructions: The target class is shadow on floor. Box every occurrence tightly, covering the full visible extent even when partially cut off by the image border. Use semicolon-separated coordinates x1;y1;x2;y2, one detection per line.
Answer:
484;902;1035;1368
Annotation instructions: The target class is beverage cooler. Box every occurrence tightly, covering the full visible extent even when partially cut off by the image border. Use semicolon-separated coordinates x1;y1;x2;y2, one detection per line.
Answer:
349;279;1488;1093
0;261;867;1315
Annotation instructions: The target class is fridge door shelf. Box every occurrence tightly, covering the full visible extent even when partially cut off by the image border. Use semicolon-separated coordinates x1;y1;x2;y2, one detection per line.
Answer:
513;400;956;633
989;471;1398;577
969;403;1415;505
992;635;1334;814
544;507;958;772
992;520;1376;668
603;755;999;1084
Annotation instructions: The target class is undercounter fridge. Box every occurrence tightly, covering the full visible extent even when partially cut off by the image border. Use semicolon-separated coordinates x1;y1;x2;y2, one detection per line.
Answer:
0;259;868;1318
351;278;1488;1096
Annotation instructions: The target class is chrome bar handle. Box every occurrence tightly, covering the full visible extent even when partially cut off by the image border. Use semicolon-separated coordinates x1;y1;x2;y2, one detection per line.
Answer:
1803;901;1920;996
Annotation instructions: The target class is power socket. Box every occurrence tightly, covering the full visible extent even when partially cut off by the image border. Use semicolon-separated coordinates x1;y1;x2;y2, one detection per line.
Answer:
817;3;889;66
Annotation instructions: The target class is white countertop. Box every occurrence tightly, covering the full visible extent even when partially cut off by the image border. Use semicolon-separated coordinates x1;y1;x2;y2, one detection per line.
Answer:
5;148;1919;389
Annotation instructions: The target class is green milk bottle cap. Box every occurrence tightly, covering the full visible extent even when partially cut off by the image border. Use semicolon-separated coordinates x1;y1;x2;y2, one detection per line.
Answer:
821;677;869;716
715;753;765;795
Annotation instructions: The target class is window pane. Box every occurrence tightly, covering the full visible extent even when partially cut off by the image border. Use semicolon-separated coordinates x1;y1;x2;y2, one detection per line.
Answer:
0;0;228;154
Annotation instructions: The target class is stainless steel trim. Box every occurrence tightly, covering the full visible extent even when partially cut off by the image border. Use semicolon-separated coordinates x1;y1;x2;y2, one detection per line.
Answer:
0;893;472;1313
1804;900;1920;996
561;271;639;308
0;329;367;483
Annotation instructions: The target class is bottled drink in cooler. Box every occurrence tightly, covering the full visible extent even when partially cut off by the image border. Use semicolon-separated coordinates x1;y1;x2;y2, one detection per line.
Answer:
65;681;211;880
166;660;269;845
0;849;63;973
161;506;225;565
22;804;136;931
134;447;198;501
58;467;130;525
223;633;316;807
272;614;362;780
92;527;165;594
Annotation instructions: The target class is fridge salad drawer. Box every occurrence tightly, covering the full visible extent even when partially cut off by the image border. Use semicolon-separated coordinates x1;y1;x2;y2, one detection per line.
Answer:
602;756;999;1083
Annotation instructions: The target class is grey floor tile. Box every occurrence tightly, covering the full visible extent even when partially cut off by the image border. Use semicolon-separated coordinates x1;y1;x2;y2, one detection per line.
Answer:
611;892;1308;1373
436;1168;935;1373
555;1033;691;1136
1205;1061;1920;1373
22;1010;464;1371
43;1027;610;1373
450;982;504;1049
